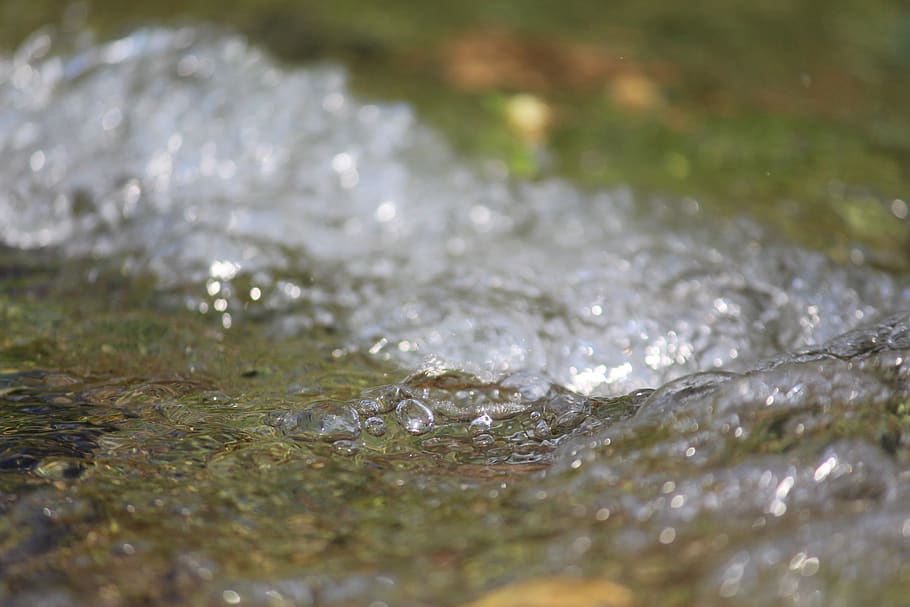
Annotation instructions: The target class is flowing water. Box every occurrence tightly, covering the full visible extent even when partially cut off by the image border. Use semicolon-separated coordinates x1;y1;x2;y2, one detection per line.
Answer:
2;26;910;606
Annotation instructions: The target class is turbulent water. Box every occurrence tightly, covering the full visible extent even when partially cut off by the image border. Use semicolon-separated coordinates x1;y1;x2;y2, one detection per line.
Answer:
2;27;910;607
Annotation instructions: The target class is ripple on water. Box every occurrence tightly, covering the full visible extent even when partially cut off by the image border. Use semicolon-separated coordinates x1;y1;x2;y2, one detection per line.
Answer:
535;315;910;605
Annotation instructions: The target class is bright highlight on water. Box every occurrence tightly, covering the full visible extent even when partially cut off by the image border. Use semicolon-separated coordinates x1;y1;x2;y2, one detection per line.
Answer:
2;26;910;607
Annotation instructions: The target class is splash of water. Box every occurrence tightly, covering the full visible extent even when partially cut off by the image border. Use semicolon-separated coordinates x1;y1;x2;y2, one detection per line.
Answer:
4;26;910;607
2;27;908;397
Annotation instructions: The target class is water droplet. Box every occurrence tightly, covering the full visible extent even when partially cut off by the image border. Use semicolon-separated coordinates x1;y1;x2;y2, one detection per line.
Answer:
332;439;358;456
360;384;410;413
353;398;381;416
543;392;591;432
396;398;434;435
283;401;360;442
364;416;387;437
473;433;495;449
469;413;493;436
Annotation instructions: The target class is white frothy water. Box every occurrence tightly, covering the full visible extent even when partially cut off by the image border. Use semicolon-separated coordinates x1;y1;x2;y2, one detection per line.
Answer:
4;27;910;607
1;27;908;397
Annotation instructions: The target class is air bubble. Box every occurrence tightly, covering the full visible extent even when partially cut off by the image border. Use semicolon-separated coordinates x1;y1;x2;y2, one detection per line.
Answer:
359;385;410;413
353;398;381;416
364;416;387;437
473;433;495;449
396;398;434;435
543;393;591;432
469;413;493;436
281;401;360;442
332;439;358;456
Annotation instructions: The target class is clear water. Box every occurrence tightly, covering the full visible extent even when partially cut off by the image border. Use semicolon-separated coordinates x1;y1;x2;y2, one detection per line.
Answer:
2;27;910;606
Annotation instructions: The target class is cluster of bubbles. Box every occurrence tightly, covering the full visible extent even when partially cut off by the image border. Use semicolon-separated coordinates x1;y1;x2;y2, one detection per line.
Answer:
254;314;910;604
266;370;622;464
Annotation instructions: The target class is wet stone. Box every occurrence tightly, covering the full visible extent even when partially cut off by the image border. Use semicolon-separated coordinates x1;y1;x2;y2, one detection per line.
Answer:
885;315;910;349
34;459;84;480
813;440;897;505
0;454;39;472
824;325;889;359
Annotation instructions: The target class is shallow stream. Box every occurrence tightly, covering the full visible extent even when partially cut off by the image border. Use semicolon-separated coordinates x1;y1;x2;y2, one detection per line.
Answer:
2;23;910;607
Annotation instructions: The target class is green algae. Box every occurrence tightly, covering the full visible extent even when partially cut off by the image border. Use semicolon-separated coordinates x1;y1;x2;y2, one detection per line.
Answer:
3;262;910;604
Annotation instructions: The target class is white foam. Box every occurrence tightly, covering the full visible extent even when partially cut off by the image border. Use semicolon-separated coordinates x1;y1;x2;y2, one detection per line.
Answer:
2;27;908;394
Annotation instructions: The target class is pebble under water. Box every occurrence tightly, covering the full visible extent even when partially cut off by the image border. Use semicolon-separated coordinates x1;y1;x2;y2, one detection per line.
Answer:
2;27;910;606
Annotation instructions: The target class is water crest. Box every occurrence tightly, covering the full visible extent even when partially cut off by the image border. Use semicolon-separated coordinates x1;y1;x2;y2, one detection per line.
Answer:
3;26;910;607
2;27;908;395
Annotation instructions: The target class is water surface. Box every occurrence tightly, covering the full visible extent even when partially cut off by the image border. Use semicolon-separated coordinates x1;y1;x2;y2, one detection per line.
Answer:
2;26;910;607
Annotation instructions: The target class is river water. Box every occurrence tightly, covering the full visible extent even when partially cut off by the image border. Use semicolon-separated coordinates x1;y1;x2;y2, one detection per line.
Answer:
2;27;910;607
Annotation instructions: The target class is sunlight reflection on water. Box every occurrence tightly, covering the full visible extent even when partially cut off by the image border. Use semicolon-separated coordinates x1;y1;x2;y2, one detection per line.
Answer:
3;27;910;607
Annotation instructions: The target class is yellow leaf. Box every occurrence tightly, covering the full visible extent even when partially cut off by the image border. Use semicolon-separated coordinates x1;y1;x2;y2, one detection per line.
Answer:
463;576;635;607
